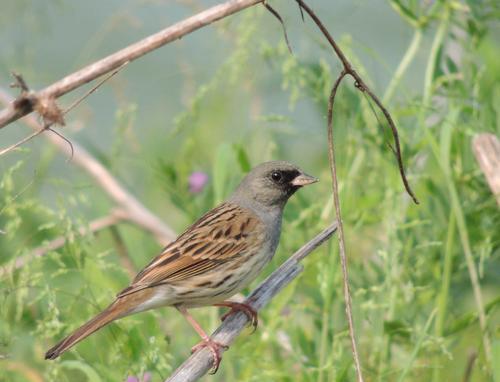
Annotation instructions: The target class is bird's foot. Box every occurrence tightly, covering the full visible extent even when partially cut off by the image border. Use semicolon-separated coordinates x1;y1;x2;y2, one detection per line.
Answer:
191;338;228;374
215;301;258;332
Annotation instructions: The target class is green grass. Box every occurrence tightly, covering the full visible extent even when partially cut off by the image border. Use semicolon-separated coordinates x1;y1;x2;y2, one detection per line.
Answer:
1;1;499;381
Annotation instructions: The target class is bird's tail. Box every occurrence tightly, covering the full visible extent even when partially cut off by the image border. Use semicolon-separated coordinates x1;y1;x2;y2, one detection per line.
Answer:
45;300;129;360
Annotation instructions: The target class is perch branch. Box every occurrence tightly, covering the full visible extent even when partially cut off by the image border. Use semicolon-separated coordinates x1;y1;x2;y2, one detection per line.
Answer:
165;223;338;382
0;0;263;129
0;90;176;246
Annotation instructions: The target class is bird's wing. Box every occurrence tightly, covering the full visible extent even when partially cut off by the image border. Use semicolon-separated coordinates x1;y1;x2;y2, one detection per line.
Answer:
117;202;264;297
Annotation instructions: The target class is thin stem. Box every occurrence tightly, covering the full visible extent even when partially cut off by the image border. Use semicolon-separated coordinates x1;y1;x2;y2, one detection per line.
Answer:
447;166;491;364
432;210;456;382
440;108;491;366
296;0;418;204
318;244;335;382
383;28;422;103
419;4;449;124
416;5;491;363
327;71;364;382
397;309;437;382
0;127;47;156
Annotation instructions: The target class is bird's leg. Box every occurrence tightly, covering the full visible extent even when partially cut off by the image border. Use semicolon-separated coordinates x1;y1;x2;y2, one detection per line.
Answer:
175;305;228;374
213;301;258;332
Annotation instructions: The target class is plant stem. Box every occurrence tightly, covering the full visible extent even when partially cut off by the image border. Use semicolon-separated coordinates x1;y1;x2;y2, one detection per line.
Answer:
432;210;456;382
383;28;422;104
419;5;449;123
397;309;437;382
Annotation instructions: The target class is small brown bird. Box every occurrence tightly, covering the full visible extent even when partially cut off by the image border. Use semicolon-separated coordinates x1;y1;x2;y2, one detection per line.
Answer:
45;161;317;371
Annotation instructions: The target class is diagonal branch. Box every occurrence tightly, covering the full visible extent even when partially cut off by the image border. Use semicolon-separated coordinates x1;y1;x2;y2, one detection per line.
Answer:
165;223;337;382
0;0;264;129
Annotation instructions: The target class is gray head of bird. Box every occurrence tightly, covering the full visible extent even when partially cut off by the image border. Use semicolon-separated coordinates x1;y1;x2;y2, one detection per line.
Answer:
231;161;318;209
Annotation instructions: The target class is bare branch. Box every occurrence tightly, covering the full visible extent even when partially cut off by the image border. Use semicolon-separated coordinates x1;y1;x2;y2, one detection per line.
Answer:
295;0;418;204
0;90;176;246
0;0;264;129
165;223;337;382
1;64;128;157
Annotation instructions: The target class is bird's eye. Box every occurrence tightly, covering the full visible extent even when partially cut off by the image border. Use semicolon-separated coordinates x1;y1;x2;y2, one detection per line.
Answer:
271;171;282;182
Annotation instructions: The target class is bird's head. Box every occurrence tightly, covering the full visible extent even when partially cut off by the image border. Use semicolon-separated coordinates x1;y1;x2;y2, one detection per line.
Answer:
232;161;318;209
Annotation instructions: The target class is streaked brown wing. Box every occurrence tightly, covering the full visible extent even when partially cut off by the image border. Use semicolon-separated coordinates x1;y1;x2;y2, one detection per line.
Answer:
117;202;263;297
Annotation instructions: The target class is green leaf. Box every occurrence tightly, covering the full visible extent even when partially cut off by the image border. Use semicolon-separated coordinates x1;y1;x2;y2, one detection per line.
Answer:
389;0;418;26
233;144;251;173
444;296;500;336
384;319;411;341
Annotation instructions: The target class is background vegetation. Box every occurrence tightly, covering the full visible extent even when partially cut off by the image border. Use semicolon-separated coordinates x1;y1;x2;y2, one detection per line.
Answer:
1;0;499;381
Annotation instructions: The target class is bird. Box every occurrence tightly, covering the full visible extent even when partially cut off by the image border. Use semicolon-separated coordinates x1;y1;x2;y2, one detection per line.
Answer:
44;161;318;372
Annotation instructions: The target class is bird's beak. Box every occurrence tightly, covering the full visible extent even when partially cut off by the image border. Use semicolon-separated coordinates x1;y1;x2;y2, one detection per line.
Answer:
291;173;319;187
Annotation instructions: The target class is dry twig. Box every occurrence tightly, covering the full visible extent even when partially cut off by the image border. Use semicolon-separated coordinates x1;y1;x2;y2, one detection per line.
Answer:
165;223;337;382
263;2;293;54
0;0;264;129
292;1;421;380
1;63;129;158
295;0;418;205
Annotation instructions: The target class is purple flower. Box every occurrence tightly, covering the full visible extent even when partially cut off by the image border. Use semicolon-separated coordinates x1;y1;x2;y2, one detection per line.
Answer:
188;171;209;193
126;372;151;382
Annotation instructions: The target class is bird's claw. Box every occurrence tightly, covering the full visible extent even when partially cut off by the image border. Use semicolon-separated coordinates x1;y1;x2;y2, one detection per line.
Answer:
219;302;258;333
191;338;228;374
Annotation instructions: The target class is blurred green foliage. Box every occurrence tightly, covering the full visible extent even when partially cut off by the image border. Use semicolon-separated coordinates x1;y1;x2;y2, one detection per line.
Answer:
1;1;499;381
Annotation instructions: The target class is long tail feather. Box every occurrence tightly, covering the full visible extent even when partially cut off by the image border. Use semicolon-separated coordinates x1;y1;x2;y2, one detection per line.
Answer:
45;301;128;360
